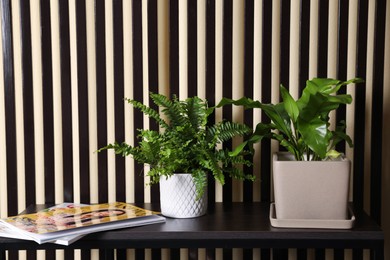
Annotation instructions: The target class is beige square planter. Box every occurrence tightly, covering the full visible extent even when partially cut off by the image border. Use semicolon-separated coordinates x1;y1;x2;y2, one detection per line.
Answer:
273;152;351;220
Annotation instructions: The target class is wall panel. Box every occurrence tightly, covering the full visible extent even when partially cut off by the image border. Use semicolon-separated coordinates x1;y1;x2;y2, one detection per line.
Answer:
0;0;389;259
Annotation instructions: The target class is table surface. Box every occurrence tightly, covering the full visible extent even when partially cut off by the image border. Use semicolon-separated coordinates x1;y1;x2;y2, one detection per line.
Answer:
0;202;384;251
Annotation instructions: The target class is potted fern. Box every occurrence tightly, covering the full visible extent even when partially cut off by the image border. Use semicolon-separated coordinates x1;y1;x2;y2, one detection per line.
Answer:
217;78;363;224
98;93;254;218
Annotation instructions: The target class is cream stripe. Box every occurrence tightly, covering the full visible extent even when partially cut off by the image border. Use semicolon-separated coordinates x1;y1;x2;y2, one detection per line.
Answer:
253;0;262;202
0;6;8;217
11;0;26;213
328;0;338;130
31;0;45;204
327;0;338;78
142;0;151;203
346;0;359;201
364;0;376;213
51;0;64;204
215;0;223;202
197;0;206;99
179;0;188;99
232;0;245;202
105;0;116;202
123;0;135;203
69;0;81;203
86;0;98;204
158;0;170;96
309;0;319;78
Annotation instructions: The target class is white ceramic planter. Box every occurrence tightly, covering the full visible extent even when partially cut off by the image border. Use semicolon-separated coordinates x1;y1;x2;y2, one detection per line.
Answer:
273;152;351;220
159;173;207;218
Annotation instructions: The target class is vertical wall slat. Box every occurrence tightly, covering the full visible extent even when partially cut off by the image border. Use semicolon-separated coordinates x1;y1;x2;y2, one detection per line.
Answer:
75;0;90;203
243;0;254;203
59;0;74;203
317;0;329;77
299;0;310;93
113;0;125;202
188;0;197;97
132;0;145;204
147;0;160;203
353;0;369;211
260;0;272;203
280;0;290;89
335;0;349;154
1;0;18;216
370;0;386;225
95;0;108;203
169;0;179;95
40;0;55;204
206;0;216;205
19;0;36;207
261;0;272;255
222;0;233;204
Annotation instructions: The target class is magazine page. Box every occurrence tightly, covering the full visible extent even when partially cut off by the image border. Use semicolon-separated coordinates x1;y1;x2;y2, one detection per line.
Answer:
0;202;165;244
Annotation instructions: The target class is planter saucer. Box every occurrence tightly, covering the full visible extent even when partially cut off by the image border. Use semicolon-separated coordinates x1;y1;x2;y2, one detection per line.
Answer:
269;203;355;229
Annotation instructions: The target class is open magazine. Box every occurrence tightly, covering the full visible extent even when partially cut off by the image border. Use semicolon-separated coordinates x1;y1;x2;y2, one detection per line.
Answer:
0;202;165;244
0;203;87;245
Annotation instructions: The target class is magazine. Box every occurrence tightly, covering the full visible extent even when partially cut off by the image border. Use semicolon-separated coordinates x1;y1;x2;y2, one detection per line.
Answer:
0;203;87;245
0;202;165;244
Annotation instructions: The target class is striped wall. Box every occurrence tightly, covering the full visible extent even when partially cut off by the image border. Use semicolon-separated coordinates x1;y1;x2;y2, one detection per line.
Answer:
1;0;390;259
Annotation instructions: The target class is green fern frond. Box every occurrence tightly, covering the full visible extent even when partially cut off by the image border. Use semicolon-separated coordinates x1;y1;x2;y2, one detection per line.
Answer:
209;121;251;143
186;96;208;129
125;98;168;128
191;169;208;199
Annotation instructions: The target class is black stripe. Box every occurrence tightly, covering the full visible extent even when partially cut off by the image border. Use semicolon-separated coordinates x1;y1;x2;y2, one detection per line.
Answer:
335;0;349;153
19;0;36;207
317;0;329;77
315;249;326;260
59;0;73;203
169;0;179;96
113;0;126;202
297;248;307;259
243;0;254;202
333;249;344;260
95;0;108;203
40;0;55;204
353;0;368;210
147;0;160;203
75;0;90;204
132;0;144;203
1;0;18;216
299;0;310;93
222;0;233;203
188;0;197;97
370;0;386;225
260;0;272;203
206;0;216;205
280;0;290;90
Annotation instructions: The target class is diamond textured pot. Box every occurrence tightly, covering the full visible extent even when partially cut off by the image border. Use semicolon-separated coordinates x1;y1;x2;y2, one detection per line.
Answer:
159;173;207;218
273;152;350;220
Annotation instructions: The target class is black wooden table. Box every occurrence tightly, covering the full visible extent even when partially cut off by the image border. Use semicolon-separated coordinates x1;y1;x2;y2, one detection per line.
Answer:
0;202;384;260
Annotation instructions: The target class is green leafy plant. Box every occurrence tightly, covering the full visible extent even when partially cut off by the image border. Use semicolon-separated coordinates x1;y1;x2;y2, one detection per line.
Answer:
217;78;364;161
98;93;255;198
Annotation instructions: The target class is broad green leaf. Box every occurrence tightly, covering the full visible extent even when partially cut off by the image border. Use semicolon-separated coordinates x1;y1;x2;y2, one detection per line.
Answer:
280;84;299;122
229;141;248;156
297;117;331;159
